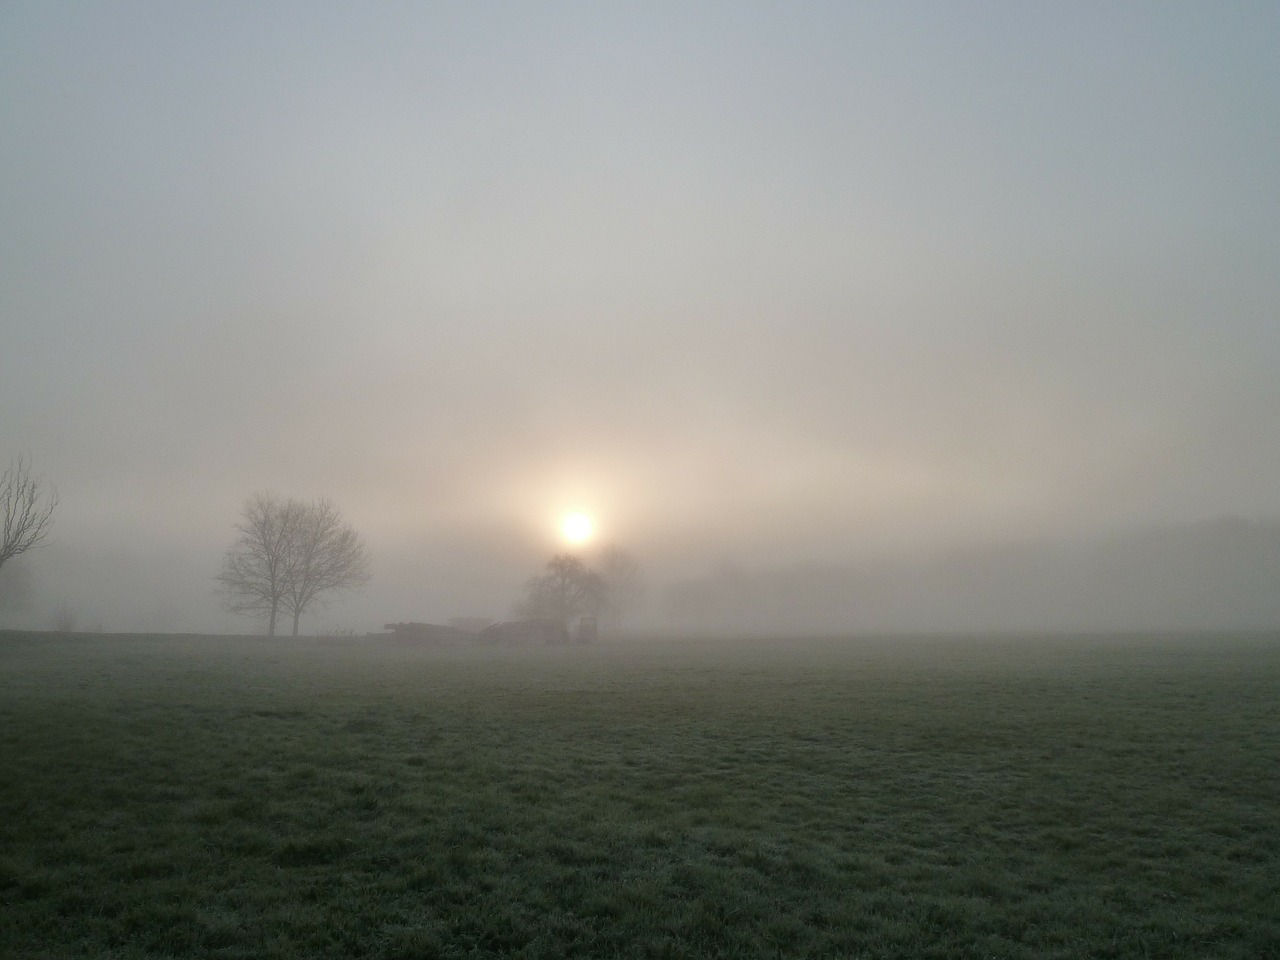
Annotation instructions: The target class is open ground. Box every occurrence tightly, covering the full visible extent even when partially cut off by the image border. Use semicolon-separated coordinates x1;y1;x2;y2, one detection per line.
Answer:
1;631;1276;958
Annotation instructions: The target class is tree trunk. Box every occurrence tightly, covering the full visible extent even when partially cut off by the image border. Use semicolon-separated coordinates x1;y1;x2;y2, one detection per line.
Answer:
292;609;301;636
268;604;277;637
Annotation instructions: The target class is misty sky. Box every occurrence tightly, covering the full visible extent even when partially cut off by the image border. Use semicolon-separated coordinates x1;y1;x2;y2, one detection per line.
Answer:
2;2;1279;632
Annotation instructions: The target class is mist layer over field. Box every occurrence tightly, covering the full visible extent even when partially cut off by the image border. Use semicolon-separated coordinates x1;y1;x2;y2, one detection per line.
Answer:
3;4;1280;635
2;631;1276;958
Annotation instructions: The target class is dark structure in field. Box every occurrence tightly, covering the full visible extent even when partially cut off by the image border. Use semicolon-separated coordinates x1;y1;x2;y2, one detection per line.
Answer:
382;622;474;644
448;616;495;633
383;617;593;645
477;618;570;644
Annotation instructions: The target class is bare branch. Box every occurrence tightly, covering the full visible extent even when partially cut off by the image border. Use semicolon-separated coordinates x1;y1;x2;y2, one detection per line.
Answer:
1;455;57;572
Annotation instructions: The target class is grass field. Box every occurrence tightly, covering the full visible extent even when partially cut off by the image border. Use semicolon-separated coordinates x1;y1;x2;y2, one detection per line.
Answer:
1;631;1277;959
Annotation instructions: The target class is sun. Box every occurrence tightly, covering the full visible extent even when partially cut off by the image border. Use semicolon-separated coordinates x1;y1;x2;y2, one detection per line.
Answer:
559;511;595;544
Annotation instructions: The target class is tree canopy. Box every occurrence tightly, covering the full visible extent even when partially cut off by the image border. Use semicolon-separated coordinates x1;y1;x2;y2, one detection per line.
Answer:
519;548;645;637
217;494;369;636
519;554;603;629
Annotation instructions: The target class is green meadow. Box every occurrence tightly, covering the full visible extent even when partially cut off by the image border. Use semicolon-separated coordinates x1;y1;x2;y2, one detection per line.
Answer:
1;631;1276;959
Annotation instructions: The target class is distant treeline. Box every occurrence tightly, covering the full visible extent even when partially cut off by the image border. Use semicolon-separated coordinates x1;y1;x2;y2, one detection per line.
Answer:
664;517;1280;634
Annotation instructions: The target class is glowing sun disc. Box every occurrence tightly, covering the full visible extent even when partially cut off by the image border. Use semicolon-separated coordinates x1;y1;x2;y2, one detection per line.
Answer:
560;512;594;543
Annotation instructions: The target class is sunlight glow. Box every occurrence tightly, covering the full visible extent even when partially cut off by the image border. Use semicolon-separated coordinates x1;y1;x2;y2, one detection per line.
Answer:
560;512;594;544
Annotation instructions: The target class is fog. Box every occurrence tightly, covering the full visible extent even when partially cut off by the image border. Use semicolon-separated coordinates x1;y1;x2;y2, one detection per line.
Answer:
3;4;1279;635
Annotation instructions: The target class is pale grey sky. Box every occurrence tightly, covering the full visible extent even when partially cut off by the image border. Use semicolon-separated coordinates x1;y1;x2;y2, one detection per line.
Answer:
2;2;1278;632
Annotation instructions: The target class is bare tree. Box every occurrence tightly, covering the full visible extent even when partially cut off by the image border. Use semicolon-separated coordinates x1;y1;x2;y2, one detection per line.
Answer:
1;455;57;573
520;553;603;630
218;495;369;637
216;493;304;636
280;498;370;637
597;545;644;634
